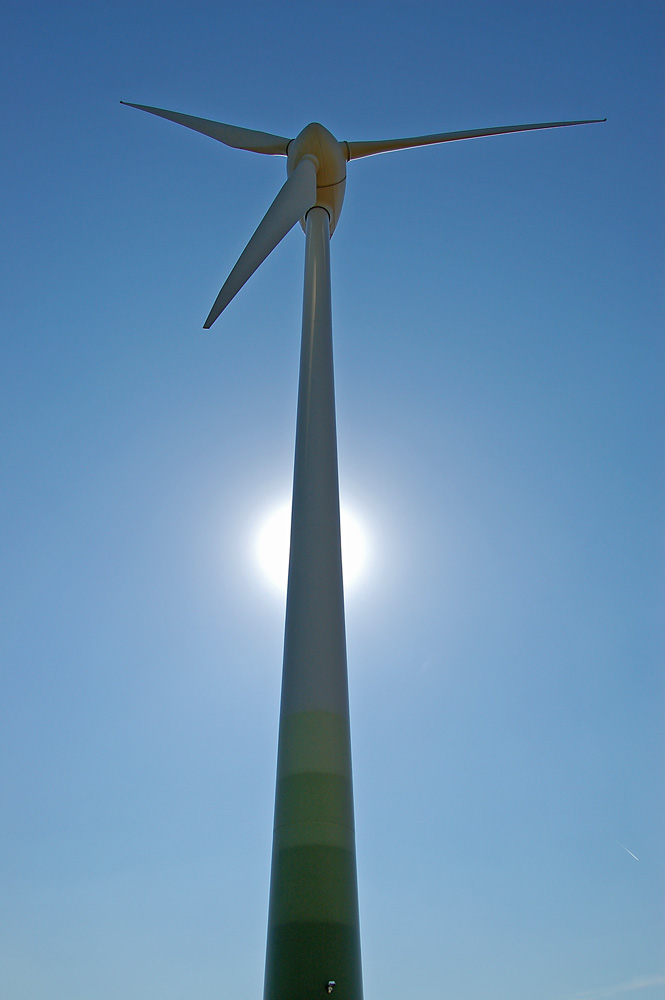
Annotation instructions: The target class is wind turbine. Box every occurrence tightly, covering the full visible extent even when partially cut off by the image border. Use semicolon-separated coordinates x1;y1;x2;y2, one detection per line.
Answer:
122;102;604;1000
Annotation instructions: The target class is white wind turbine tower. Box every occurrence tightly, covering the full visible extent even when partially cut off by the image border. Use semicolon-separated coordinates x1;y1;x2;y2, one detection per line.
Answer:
122;102;604;1000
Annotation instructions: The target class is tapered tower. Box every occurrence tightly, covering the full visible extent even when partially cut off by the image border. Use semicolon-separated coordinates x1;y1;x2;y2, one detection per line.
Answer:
263;205;362;1000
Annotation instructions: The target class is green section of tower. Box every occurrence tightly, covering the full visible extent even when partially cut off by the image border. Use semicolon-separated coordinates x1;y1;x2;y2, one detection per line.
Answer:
276;710;352;776
268;839;358;923
265;918;362;1000
264;711;362;997
274;772;355;851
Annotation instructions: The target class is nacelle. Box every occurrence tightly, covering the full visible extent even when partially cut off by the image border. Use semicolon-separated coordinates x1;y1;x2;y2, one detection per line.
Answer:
287;122;347;234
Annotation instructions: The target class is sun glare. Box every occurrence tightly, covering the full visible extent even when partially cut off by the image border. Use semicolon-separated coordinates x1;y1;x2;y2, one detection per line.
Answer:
255;502;368;592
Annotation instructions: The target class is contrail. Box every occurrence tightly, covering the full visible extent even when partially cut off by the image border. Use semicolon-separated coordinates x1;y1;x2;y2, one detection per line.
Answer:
616;841;639;861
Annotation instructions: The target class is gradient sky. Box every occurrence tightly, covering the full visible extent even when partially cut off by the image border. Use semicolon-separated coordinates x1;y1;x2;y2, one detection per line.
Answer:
1;2;663;999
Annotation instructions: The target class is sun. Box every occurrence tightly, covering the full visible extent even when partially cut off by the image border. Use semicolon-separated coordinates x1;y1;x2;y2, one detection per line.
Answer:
255;501;368;592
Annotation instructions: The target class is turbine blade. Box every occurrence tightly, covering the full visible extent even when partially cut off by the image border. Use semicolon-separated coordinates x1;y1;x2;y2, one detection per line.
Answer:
346;118;606;159
204;156;318;328
120;101;290;155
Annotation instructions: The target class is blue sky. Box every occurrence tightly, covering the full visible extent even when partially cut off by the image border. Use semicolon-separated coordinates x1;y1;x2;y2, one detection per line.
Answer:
1;2;663;998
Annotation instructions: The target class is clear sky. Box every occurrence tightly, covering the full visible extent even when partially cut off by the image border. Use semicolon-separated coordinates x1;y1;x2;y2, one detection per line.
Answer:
1;2;663;999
